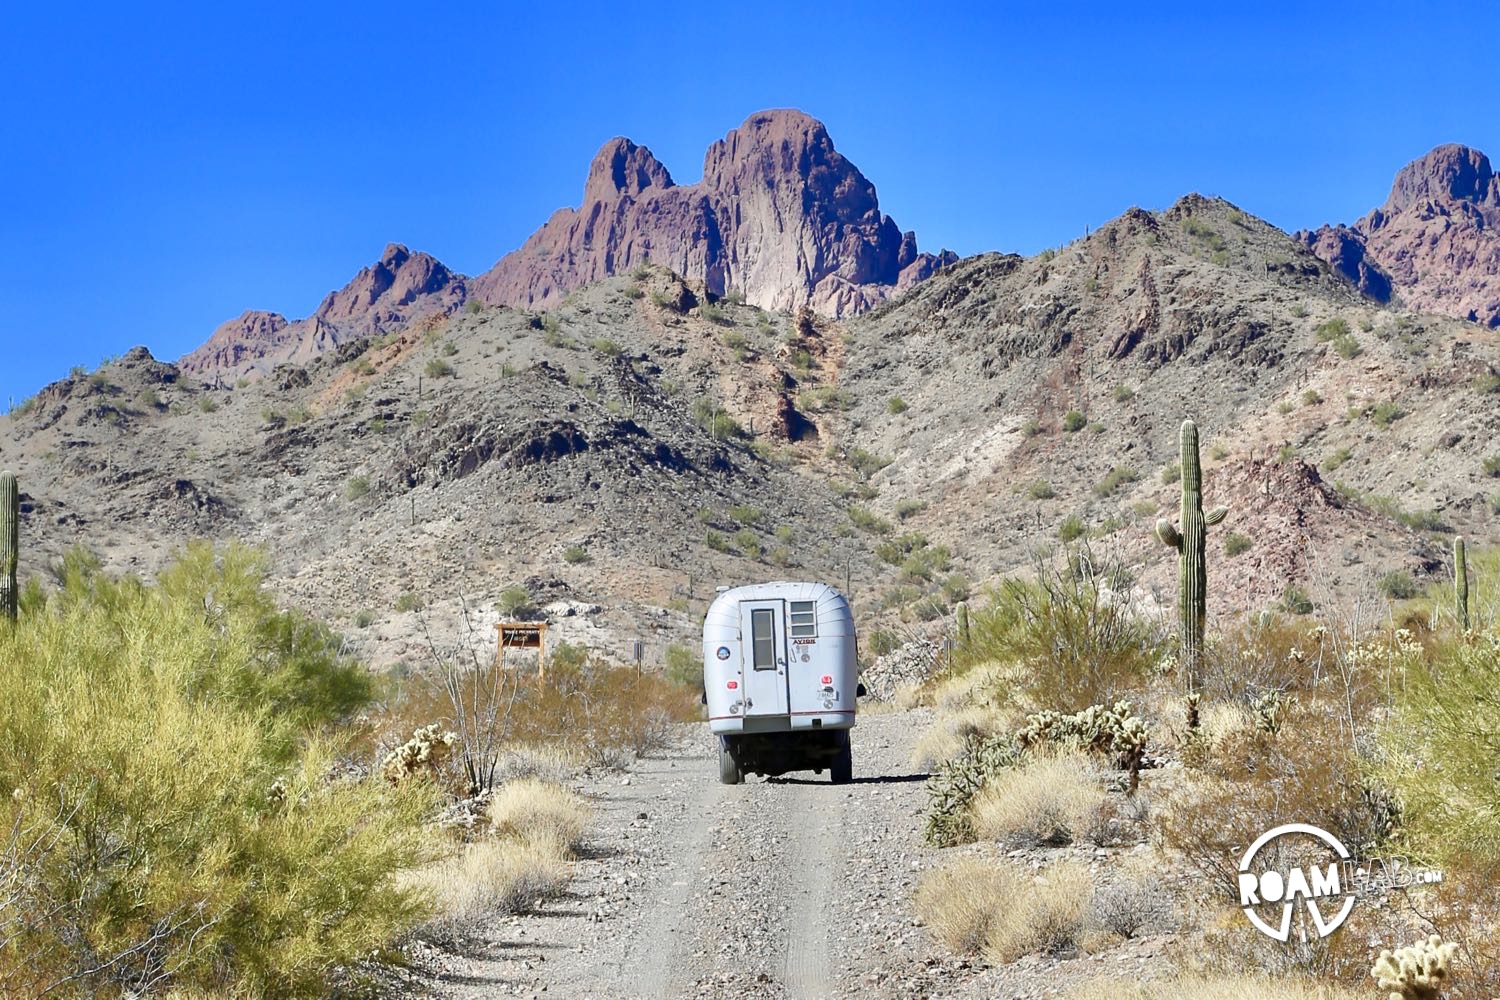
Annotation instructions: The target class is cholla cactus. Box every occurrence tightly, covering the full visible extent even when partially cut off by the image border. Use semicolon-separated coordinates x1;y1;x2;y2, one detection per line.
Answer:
380;723;459;784
1016;700;1150;792
923;732;1019;847
1371;934;1458;1000
1251;690;1283;735
1154;420;1227;707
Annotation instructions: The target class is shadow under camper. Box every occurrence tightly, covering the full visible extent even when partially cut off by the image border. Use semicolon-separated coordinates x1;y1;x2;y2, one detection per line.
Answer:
703;581;860;784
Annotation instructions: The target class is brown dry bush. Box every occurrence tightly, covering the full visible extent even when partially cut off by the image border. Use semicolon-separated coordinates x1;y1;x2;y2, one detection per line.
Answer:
969;751;1106;848
1154;711;1398;896
374;646;698;790
1066;974;1364;999
916;856;1093;963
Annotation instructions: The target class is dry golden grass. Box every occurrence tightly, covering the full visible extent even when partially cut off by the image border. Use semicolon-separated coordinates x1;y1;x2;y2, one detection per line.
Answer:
916;856;1093;962
1067;974;1364;1000
969;751;1105;847
405;835;570;938
488;778;590;853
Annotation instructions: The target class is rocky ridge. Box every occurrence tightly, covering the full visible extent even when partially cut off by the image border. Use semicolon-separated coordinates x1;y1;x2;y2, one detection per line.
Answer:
1300;143;1500;327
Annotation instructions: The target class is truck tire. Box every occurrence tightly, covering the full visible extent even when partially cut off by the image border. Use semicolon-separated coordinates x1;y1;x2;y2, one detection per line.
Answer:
718;740;743;785
830;733;853;785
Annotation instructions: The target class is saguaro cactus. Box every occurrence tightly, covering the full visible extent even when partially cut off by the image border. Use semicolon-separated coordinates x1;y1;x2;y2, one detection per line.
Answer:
1;471;17;622
1454;536;1470;633
955;601;970;645
1154;421;1227;700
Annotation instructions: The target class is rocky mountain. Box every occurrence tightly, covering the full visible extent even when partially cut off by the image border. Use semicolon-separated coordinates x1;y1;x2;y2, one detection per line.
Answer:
180;110;953;380
471;109;955;318
1299;143;1500;327
180;243;468;378
7;193;1497;668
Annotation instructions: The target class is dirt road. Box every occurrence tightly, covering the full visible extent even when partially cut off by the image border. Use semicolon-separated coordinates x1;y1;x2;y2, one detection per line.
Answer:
414;708;973;999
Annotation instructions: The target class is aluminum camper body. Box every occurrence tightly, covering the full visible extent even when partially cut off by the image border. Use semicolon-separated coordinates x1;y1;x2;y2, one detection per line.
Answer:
703;581;858;784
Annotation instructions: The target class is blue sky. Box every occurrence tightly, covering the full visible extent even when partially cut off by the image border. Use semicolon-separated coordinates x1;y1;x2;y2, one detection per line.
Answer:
1;1;1493;405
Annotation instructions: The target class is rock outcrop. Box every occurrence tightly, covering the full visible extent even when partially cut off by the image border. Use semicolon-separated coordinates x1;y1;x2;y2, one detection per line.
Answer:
1299;144;1500;326
181;244;467;377
471;109;956;316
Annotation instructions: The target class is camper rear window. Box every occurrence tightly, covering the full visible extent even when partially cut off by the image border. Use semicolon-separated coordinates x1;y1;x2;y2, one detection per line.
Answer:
751;608;777;669
789;601;817;638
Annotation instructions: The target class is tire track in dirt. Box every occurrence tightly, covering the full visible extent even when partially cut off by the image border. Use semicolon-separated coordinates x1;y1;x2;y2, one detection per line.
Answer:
780;780;840;999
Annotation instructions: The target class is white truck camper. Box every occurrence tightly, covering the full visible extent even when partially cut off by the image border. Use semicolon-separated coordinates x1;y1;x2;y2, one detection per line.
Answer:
703;582;861;785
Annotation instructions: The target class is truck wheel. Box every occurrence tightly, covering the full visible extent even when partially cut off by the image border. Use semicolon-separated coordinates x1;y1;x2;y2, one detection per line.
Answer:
830;733;853;785
718;741;743;785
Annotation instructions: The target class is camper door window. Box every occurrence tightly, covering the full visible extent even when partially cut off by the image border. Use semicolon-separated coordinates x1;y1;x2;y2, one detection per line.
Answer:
789;601;817;638
751;609;777;669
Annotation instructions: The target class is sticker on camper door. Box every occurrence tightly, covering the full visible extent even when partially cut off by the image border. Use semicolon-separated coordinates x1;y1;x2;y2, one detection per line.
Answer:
716;646;731;660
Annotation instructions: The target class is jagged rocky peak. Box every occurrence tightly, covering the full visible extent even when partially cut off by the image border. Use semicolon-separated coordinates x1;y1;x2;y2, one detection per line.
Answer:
1380;143;1498;218
1299;143;1500;328
180;245;467;378
473;109;956;317
583;138;675;202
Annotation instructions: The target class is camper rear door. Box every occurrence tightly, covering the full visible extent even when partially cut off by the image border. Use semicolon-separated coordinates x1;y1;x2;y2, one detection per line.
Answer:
739;600;790;716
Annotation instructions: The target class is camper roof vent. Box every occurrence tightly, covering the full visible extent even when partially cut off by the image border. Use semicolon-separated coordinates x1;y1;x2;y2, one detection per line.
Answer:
715;585;730;593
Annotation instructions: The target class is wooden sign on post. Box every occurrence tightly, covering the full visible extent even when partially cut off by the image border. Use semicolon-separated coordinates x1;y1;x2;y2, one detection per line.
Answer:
495;622;548;679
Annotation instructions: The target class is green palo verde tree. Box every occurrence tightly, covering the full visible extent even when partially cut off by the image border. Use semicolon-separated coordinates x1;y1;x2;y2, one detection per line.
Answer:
1154;420;1228;724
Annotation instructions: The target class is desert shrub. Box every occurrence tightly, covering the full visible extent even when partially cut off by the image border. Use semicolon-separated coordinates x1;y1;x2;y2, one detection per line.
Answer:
396;591;424;612
1088;863;1174;940
734;528;761;559
1315;317;1350;342
496;584;534;618
562;544;590;564
962;545;1161;711
0;547;437;997
887;396;908;414
1302;388;1323;406
1282;585;1315;614
1379;570;1419;600
355;609;375;628
923;730;1019;846
969;751;1105;847
1200;612;1326;704
1067;976;1363;999
1156;715;1399;898
589;337;622;356
917;858;1091;963
1058;514;1086;542
1223;531;1252;556
424;358;454;378
664;643;700;689
846;447;892;480
1093;465;1139;497
799;386;853;413
1063;409;1086;432
848;505;892;535
1026;479;1055;500
895;498;928;520
914;855;1019;954
488;778;589;853
1370;400;1405;426
868;629;899;657
1379;634;1500;870
1332;333;1362;358
1160;462;1181;485
692;399;746;439
706;530;729;552
729;504;763;525
404;835;568;941
346;473;371;499
1113;385;1135;402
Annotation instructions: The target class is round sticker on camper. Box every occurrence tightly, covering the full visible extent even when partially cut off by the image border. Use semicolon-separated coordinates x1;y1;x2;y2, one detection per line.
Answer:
716;646;731;660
